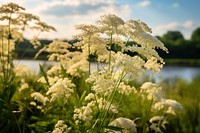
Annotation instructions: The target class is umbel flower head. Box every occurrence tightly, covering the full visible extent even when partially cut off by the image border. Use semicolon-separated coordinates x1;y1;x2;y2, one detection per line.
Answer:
96;14;125;35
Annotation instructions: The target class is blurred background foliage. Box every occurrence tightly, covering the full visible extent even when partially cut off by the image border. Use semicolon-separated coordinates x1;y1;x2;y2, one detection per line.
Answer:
16;27;200;62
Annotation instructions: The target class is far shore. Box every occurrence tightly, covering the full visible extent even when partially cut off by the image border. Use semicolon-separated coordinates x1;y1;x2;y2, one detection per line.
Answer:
165;59;200;66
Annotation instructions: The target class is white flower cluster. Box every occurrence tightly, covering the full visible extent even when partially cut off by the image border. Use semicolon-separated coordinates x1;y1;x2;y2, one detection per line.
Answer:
52;120;71;133
30;36;41;49
31;92;49;105
73;101;95;123
140;82;183;115
18;79;29;92
46;78;75;102
108;117;137;133
144;57;164;72
86;70;115;96
113;52;145;77
46;40;71;61
118;82;136;95
97;97;118;114
149;116;168;133
153;99;183;115
14;64;31;77
74;94;118;125
140;82;165;101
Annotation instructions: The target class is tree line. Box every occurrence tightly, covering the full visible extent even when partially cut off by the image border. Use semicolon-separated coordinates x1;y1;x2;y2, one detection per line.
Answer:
15;27;200;60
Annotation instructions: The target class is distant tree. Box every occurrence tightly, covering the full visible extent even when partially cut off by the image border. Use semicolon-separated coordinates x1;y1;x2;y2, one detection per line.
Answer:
163;31;184;42
191;27;200;43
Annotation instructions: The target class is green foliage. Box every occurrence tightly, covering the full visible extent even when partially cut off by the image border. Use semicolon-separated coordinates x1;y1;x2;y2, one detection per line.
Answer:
163;31;184;42
162;77;200;133
159;29;200;59
191;27;200;44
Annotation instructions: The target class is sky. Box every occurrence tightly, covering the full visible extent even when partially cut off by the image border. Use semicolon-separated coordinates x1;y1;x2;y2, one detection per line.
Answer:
0;0;199;40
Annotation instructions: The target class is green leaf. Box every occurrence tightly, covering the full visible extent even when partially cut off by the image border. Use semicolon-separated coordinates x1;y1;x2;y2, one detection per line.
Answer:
79;91;86;104
57;98;64;107
8;84;17;101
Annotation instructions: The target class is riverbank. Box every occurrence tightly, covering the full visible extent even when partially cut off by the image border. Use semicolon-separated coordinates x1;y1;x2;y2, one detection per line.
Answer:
165;59;200;66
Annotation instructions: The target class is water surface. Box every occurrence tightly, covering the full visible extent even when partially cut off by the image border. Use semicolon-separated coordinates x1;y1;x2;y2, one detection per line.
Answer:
14;60;200;83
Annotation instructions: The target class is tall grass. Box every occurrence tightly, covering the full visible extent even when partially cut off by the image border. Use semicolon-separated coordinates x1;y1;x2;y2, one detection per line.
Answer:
163;77;200;133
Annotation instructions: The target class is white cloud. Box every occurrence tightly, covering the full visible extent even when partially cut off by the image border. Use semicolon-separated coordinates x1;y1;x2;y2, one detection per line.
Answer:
153;20;195;39
155;20;194;31
35;0;131;39
172;3;180;8
137;0;151;7
182;20;193;28
0;0;131;39
155;22;179;31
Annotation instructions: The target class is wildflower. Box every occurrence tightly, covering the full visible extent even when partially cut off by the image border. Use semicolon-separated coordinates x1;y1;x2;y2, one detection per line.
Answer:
152;99;183;115
149;116;165;123
75;24;98;37
150;123;163;133
30;36;41;49
149;115;168;131
52;120;71;133
75;34;108;61
19;82;29;92
17;12;40;31
46;78;75;102
113;52;145;76
37;76;60;86
140;82;165;101
164;99;183;110
31;92;49;105
96;14;125;35
37;106;42;110
87;70;115;96
32;21;56;32
132;32;168;52
46;40;71;55
66;59;89;77
85;93;95;101
14;64;31;77
0;2;25;14
118;82;135;95
47;65;61;76
144;57;163;72
73;101;95;122
123;19;143;35
97;97;118;114
108;117;137;133
138;20;152;33
30;101;36;106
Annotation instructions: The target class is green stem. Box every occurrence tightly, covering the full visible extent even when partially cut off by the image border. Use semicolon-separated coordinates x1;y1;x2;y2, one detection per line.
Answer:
1;35;6;86
108;34;113;71
88;37;91;75
99;70;126;129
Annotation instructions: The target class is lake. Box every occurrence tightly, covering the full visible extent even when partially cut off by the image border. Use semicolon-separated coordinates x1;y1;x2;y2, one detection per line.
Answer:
13;60;200;83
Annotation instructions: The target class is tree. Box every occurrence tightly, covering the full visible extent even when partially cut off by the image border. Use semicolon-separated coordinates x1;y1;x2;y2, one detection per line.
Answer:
163;31;184;42
191;27;200;43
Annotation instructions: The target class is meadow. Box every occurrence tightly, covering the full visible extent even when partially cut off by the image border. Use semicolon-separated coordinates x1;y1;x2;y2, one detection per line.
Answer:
0;2;199;133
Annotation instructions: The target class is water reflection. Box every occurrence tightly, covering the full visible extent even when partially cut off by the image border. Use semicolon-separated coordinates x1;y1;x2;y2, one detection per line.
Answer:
14;60;200;83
